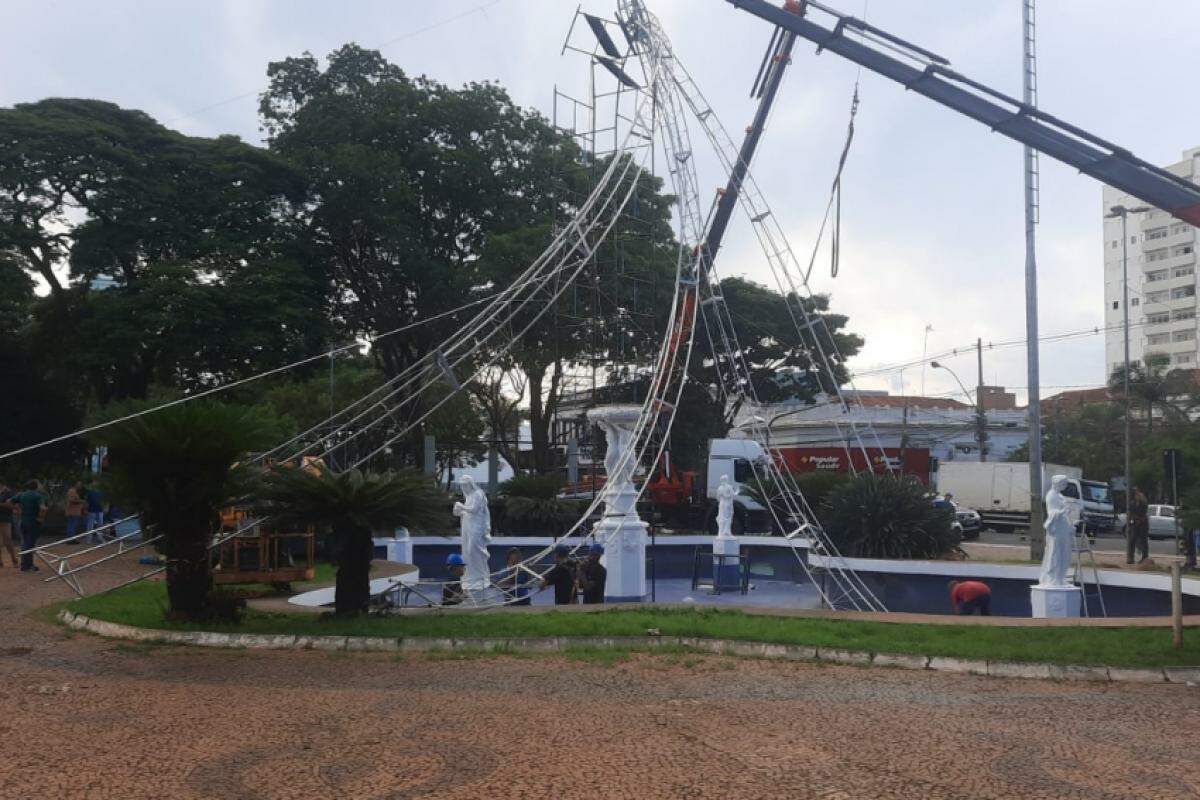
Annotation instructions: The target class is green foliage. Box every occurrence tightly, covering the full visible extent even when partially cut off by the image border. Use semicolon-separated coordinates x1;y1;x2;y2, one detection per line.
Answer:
257;465;450;534
70;584;1200;669
493;473;579;535
497;474;563;500
96;402;280;530
826;473;959;559
94;401;279;618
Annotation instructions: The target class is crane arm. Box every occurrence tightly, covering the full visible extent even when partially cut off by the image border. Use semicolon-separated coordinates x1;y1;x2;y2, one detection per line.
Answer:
725;0;1200;226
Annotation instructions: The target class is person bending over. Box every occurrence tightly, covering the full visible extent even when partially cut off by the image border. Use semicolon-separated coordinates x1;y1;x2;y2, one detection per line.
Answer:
949;579;991;616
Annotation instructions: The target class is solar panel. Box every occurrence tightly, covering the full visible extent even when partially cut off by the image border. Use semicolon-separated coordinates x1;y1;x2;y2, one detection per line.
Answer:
583;13;622;59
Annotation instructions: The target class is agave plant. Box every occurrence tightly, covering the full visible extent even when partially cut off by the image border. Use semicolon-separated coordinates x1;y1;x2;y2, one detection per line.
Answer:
258;466;449;615
825;472;959;559
97;402;278;620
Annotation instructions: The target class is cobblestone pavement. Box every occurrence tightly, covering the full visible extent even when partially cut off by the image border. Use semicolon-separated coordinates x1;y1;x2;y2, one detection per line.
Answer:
2;557;1199;799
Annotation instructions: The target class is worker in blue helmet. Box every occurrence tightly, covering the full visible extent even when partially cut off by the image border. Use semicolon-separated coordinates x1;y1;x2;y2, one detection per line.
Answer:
577;542;607;605
443;552;466;606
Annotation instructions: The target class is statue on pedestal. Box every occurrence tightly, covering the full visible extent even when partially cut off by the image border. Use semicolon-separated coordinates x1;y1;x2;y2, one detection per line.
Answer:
715;474;737;539
1038;474;1079;588
453;475;492;592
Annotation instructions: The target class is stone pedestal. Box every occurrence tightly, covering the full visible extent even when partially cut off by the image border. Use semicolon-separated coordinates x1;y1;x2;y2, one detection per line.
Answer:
373;526;413;564
587;404;647;603
1030;584;1082;618
712;535;741;590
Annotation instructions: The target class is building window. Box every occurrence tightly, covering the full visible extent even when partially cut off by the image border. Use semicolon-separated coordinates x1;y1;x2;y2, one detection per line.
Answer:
1176;353;1195;365
1112;240;1119;249
1173;329;1196;342
1146;227;1169;241
1173;244;1194;257
1146;269;1168;282
1174;266;1194;279
1174;307;1196;321
1146;312;1170;325
1132;298;1140;306
1147;333;1170;346
1112;300;1119;310
1171;223;1191;236
1172;286;1196;300
1146;290;1168;303
1146;248;1169;262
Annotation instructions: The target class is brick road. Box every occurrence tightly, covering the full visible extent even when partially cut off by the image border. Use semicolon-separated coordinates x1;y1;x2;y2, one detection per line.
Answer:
2;558;1199;799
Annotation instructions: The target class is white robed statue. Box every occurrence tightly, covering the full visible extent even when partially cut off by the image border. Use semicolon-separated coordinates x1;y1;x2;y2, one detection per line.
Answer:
453;475;492;593
1038;474;1079;588
715;474;737;539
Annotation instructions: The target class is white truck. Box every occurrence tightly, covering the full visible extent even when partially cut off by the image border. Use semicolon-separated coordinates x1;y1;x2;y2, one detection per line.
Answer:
936;461;1116;534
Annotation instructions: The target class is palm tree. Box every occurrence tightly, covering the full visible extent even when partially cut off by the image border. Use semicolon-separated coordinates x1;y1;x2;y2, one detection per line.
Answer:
258;466;448;615
98;402;277;620
1108;362;1189;437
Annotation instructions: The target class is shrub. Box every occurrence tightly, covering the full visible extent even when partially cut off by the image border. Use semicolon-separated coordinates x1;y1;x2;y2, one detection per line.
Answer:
825;473;959;559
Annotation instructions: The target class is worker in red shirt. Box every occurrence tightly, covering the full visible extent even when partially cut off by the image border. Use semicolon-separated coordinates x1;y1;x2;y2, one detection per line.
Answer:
949;580;991;616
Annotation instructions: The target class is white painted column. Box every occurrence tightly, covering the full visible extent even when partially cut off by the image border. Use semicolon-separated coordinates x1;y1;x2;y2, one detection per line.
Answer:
587;405;647;602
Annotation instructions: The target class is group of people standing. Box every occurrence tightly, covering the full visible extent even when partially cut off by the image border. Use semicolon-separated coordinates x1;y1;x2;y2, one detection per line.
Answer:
0;479;107;573
442;543;608;606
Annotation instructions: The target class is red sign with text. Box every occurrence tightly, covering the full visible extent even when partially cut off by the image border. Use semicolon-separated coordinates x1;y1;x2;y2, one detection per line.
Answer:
776;446;931;484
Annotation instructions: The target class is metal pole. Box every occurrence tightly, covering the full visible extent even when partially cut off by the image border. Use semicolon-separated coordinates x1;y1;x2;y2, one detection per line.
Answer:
1171;562;1183;649
1121;210;1132;526
976;337;986;463
1022;0;1045;560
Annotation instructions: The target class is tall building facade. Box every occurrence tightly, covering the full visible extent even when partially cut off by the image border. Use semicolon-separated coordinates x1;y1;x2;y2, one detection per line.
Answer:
1103;147;1200;377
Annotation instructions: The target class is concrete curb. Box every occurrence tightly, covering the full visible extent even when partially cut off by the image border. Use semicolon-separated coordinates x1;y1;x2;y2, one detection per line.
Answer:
57;610;1193;686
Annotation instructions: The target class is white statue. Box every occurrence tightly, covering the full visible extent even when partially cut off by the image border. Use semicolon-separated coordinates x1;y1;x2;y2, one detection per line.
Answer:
452;475;492;592
715;474;737;539
1038;474;1079;588
599;419;636;491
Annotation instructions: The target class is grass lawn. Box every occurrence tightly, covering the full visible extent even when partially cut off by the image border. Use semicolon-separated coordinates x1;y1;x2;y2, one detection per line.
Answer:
62;581;1200;669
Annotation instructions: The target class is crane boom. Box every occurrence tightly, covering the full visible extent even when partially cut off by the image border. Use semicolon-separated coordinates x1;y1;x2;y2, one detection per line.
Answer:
725;0;1200;226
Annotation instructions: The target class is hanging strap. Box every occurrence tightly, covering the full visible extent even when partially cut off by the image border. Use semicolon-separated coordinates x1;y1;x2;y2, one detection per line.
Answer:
804;83;861;282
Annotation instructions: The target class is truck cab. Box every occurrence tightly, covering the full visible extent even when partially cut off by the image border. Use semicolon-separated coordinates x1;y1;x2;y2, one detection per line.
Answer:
1065;479;1116;535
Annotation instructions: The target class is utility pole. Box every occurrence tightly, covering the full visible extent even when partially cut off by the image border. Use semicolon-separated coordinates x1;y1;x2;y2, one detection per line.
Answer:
1022;0;1045;558
1107;203;1151;516
976;337;987;463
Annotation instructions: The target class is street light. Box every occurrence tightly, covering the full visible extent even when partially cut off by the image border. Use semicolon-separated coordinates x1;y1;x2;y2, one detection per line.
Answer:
931;361;986;462
1105;203;1151;513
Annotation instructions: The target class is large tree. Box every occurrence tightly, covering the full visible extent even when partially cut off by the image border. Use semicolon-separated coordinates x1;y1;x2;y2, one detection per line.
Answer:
0;99;328;406
695;277;864;428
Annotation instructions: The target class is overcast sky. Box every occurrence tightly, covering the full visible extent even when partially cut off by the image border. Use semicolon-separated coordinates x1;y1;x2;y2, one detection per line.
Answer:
3;0;1197;404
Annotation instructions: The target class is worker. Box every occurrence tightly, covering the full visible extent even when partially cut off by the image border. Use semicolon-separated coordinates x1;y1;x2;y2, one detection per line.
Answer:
577;543;607;604
499;547;533;605
948;579;991;616
540;544;577;606
443;553;466;606
1126;486;1150;565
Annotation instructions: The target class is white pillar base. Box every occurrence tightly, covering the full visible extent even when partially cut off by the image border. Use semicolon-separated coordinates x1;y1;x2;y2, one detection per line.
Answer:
1030;584;1082;618
712;535;740;589
374;526;413;564
595;516;647;602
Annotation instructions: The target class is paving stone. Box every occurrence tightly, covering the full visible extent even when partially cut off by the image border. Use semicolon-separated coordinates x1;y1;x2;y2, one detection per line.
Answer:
1163;667;1200;684
1108;667;1167;684
816;647;872;665
1050;664;1111;682
873;652;930;671
988;660;1054;680
928;656;989;675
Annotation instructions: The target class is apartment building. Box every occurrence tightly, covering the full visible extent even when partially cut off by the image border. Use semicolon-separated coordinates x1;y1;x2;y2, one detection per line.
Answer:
1103;146;1200;376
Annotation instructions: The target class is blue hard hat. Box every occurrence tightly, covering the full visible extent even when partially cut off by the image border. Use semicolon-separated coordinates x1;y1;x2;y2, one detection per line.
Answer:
446;553;465;566
589;543;604;554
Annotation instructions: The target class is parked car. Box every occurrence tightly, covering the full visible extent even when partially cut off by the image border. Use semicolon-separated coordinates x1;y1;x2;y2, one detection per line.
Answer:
1117;505;1182;540
933;496;981;541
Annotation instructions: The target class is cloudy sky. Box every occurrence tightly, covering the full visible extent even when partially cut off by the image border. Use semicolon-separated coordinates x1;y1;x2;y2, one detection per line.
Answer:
3;0;1197;404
